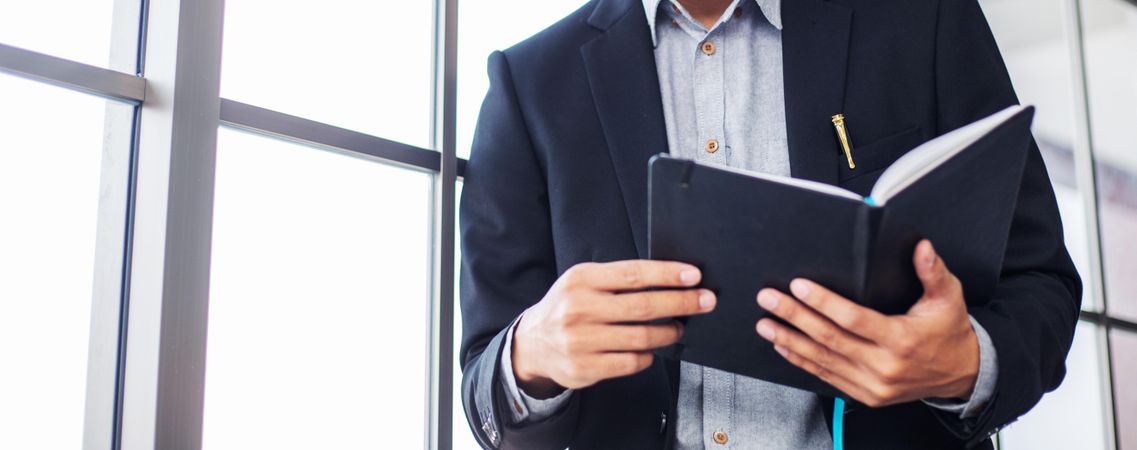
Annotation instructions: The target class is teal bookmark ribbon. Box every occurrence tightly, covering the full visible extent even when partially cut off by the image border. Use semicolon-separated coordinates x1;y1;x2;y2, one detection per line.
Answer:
833;398;845;450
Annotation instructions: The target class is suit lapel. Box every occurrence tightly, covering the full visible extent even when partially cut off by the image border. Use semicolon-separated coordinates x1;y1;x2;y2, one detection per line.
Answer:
782;0;853;185
582;0;668;259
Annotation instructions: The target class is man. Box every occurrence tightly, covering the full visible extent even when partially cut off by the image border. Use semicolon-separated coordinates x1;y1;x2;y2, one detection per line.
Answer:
458;0;1082;448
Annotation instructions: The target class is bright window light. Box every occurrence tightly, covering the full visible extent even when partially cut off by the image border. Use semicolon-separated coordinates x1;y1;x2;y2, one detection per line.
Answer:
0;72;108;450
203;128;432;449
220;0;433;149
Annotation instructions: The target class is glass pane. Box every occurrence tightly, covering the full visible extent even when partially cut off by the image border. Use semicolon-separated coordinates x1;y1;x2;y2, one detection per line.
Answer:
204;129;432;449
457;0;588;158
1082;0;1137;322
0;0;116;67
220;1;432;148
999;321;1109;450
1112;329;1137;450
980;0;1099;311
0;73;107;448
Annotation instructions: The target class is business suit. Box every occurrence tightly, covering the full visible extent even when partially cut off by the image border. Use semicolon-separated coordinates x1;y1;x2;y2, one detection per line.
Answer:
458;0;1082;448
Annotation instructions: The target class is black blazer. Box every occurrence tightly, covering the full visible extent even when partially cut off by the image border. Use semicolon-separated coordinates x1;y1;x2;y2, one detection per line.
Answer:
458;0;1082;448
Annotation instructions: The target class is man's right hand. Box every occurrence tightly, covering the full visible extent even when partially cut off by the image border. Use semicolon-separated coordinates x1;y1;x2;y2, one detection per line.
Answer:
511;260;716;398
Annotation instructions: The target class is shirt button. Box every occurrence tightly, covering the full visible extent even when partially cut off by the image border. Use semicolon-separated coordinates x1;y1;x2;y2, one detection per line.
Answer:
734;7;743;18
713;430;729;445
701;41;716;55
705;139;720;153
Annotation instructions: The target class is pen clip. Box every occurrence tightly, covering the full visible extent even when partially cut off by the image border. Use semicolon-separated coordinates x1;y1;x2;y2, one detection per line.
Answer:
831;114;856;170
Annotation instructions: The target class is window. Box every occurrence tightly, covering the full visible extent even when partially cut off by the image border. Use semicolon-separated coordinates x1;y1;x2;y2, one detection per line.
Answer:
0;73;123;449
203;129;433;448
221;0;434;148
981;0;1135;447
1081;0;1137;323
981;0;1099;312
1110;329;1137;449
998;322;1110;449
0;0;115;67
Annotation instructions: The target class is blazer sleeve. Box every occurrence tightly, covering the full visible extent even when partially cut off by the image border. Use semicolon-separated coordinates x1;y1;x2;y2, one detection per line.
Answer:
458;50;581;450
929;0;1084;446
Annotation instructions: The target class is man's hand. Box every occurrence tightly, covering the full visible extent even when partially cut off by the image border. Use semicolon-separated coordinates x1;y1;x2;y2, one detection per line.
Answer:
513;260;717;398
755;240;980;407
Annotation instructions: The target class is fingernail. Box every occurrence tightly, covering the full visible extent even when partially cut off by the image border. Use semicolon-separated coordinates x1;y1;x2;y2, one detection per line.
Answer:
774;345;789;358
790;279;811;299
924;243;936;269
675;321;685;335
757;290;779;310
756;320;776;341
680;269;701;285
698;290;716;311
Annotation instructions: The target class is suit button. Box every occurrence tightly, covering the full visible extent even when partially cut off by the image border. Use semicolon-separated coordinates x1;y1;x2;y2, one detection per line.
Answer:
705;139;720;153
701;41;716;55
713;430;729;445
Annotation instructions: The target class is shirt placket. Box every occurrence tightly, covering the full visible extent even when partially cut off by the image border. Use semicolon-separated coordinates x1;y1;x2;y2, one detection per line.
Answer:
693;26;728;165
703;368;735;448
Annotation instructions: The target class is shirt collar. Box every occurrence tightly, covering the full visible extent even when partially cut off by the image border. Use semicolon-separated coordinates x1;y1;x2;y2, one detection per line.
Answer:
642;0;782;46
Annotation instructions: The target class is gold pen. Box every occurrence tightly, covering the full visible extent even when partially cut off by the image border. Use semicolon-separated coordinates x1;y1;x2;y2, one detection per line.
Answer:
831;114;855;169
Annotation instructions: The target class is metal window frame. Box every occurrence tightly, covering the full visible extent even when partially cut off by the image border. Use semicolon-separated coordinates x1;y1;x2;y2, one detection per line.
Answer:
219;99;446;173
83;0;147;448
427;0;460;448
0;44;145;103
216;101;466;176
115;0;225;447
1062;0;1119;448
1081;312;1137;334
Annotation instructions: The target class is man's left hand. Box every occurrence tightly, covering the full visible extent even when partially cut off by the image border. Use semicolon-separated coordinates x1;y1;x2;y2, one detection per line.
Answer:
755;239;980;407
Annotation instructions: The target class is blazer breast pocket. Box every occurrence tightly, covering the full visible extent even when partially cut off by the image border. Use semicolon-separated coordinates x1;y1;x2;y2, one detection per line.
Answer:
838;126;925;191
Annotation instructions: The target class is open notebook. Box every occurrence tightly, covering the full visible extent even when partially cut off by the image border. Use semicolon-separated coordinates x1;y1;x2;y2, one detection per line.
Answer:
647;105;1034;396
693;105;1029;207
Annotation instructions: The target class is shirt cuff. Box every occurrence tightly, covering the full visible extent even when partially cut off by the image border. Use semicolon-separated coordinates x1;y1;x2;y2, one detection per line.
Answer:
498;316;574;425
923;315;999;419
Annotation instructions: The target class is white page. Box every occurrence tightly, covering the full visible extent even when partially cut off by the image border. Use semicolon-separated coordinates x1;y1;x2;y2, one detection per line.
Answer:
697;159;864;202
869;105;1025;205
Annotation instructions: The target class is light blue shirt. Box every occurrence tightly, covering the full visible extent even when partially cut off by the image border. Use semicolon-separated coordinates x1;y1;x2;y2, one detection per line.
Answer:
499;0;999;447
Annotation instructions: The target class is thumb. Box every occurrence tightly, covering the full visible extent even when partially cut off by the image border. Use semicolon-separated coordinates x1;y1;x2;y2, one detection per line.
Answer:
913;240;958;301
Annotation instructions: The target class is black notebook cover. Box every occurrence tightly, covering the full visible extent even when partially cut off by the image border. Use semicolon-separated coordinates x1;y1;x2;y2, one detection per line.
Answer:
647;107;1034;397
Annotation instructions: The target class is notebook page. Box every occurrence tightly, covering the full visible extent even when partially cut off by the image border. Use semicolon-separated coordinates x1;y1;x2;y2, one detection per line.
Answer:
699;159;864;202
869;105;1025;205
